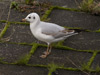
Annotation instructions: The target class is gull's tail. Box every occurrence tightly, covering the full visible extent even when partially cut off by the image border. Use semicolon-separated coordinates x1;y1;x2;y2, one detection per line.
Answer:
65;29;87;38
69;29;88;33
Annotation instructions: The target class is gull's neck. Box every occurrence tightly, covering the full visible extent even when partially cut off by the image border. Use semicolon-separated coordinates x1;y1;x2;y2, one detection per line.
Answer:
30;18;40;29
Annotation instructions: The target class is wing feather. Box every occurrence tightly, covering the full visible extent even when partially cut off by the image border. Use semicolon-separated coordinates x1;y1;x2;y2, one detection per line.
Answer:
39;22;75;39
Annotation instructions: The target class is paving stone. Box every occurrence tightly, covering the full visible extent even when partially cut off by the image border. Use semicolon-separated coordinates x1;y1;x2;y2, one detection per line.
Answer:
0;2;45;22
0;22;5;33
3;23;37;43
1;9;28;22
57;69;87;75
38;0;82;8
56;69;100;75
9;9;28;22
0;43;32;63
0;64;48;75
0;2;10;20
63;32;100;50
91;54;100;70
38;0;100;8
0;2;28;21
49;9;100;31
28;46;92;68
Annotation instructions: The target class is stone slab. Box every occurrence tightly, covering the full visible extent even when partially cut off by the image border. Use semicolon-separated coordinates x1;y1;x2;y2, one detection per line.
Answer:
0;22;5;33
92;54;100;70
0;64;48;75
0;2;46;22
49;9;100;31
63;32;100;50
1;9;28;22
28;46;92;68
0;2;28;21
56;69;100;75
3;23;37;43
0;2;10;21
38;0;82;8
0;43;32;63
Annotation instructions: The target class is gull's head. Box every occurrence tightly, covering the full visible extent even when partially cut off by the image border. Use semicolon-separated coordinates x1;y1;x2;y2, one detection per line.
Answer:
22;13;40;23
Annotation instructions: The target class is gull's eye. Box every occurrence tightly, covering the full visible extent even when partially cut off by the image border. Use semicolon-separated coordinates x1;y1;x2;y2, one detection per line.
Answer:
33;17;35;19
28;17;31;19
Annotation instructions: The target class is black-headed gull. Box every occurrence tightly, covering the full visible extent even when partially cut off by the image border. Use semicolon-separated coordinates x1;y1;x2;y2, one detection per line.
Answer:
22;13;80;58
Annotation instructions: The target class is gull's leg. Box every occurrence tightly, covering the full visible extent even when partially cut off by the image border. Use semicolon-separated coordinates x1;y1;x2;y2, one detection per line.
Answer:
48;45;52;53
40;43;51;58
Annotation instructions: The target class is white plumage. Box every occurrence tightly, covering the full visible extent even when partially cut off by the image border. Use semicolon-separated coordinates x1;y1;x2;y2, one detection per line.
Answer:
22;13;78;58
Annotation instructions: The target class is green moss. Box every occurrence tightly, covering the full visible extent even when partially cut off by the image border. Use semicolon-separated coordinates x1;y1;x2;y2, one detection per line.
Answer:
53;6;81;12
14;42;33;46
11;1;19;10
55;45;75;50
27;64;48;68
0;20;7;23
81;63;95;72
0;22;10;39
95;65;100;72
41;6;54;21
0;20;29;25
58;67;79;71
38;43;47;47
25;0;34;4
29;43;38;54
0;57;5;64
55;45;94;53
15;53;31;65
57;40;64;46
17;42;33;46
0;41;33;46
48;63;58;75
95;29;100;33
15;43;38;65
81;51;97;71
87;51;98;68
0;57;13;64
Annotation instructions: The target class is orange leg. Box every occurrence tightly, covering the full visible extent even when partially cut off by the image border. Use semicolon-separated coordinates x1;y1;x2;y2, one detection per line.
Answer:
40;44;52;58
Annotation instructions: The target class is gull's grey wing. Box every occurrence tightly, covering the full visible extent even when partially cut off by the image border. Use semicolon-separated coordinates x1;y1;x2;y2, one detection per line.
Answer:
39;22;75;39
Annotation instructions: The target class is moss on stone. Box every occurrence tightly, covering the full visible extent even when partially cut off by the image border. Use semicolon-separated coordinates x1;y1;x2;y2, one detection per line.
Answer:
0;22;10;39
87;51;98;68
48;63;58;75
53;6;81;12
81;51;97;72
41;6;54;21
15;43;38;65
0;20;7;23
95;29;100;33
15;53;32;65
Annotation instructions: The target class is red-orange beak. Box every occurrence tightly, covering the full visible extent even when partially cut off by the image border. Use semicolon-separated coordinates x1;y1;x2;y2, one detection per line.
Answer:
22;19;27;22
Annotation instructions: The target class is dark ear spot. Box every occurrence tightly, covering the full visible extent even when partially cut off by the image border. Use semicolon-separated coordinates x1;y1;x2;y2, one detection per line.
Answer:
28;17;31;19
33;17;35;19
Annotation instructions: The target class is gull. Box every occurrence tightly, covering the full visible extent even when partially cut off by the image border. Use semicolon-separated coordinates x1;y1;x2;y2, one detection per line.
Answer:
22;13;81;58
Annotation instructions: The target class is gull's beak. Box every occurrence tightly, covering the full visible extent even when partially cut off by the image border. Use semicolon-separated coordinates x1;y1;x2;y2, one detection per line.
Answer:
21;19;27;22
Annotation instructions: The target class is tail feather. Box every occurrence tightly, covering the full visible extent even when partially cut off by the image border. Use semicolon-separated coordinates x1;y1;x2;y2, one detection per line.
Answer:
64;32;78;38
69;29;88;33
